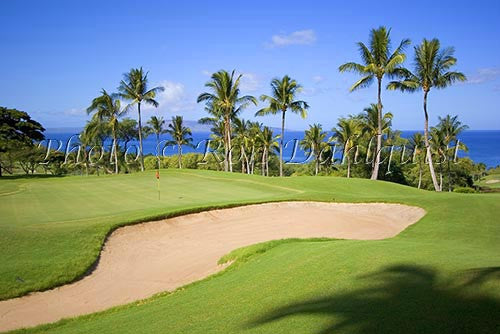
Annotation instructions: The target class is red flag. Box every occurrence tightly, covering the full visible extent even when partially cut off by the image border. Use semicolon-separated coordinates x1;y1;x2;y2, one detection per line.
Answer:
155;170;160;179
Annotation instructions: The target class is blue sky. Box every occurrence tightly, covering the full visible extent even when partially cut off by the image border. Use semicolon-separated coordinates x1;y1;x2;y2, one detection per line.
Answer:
1;0;499;130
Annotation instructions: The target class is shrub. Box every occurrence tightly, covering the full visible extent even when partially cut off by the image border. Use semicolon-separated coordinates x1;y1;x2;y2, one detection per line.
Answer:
453;187;476;193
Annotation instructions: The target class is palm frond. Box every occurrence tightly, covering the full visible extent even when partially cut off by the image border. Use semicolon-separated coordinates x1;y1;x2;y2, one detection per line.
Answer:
350;75;374;92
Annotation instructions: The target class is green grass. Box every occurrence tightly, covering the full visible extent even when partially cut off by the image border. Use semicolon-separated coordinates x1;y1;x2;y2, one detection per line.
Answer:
476;172;500;189
1;169;499;334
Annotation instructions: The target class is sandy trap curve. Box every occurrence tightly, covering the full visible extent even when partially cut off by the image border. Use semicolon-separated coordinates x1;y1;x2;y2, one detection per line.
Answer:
0;201;425;332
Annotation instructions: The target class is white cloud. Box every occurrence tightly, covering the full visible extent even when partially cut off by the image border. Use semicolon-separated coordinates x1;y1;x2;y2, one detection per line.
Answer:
312;75;325;84
201;70;211;76
268;29;317;48
301;86;331;97
239;72;261;92
144;80;196;114
64;108;86;116
466;67;500;84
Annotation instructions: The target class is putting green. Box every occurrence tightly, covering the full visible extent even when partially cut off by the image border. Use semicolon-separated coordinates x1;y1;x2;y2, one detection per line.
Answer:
0;170;499;333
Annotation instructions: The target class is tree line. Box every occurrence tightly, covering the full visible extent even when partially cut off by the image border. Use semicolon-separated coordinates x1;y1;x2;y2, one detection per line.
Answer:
0;26;489;192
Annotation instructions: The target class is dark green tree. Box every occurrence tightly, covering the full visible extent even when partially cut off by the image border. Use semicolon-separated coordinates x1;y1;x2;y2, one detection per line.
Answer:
0;107;45;176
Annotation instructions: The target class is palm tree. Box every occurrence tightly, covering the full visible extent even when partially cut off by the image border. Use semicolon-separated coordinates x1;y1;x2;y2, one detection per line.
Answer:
147;116;167;156
233;118;252;173
117;118;138;153
436;114;468;191
339;27;410;180
387;39;466;191
360;103;393;164
79;119;105;176
197;70;257;173
165;116;193;168
408;132;425;189
256;126;279;176
118;67;165;172
430;127;447;191
256;75;309;177
81;116;110;175
199;107;226;170
332;118;363;178
247;121;263;174
87;89;125;174
300;124;328;176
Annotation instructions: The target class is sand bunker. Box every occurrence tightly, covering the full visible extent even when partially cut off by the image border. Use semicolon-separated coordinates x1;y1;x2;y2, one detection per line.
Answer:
0;201;425;332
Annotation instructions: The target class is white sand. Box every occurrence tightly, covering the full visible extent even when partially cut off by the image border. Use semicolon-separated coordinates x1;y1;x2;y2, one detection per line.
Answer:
0;201;425;332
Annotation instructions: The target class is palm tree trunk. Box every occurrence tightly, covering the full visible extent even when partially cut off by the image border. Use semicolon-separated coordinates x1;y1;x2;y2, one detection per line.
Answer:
371;77;383;180
439;163;443;191
423;90;440;191
265;149;269;176
137;102;145;172
266;151;269;176
227;118;233;173
113;128;118;174
156;133;161;171
447;153;452;192
315;157;319;176
347;157;351;178
248;147;253;174
418;160;422;189
178;144;182;169
241;145;246;173
261;148;266;176
279;109;285;177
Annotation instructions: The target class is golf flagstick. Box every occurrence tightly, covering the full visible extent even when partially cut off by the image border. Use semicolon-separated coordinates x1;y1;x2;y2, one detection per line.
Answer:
156;169;160;200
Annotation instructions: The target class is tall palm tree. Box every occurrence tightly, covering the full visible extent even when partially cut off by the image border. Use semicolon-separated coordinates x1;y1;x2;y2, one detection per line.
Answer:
256;75;309;177
197;70;257;172
118;67;165;172
332;118;363;178
165;116;193;169
339;27;410;180
300;124;328;176
408;132;425;189
387;39;466;191
87;89;125;174
257;126;279;176
436;114;468;191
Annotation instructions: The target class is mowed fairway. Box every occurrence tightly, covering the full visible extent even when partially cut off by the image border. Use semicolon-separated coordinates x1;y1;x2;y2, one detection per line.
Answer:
0;169;499;333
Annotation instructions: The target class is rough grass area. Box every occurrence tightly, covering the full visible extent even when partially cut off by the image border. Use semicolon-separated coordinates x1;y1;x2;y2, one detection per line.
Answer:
1;169;499;334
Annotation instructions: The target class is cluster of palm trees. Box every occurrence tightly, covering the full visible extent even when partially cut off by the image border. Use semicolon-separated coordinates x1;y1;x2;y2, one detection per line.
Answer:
200;113;280;176
82;26;466;192
298;104;394;177
86;67;164;173
407;115;468;191
197;71;308;176
339;26;466;191
85;67;196;173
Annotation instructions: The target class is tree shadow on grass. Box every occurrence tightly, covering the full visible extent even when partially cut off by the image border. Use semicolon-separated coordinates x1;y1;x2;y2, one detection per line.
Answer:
247;265;500;334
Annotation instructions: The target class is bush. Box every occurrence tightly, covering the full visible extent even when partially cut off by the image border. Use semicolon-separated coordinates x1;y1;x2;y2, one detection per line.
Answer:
453;187;476;193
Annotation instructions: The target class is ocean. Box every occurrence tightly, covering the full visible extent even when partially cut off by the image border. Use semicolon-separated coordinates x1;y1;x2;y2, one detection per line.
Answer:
42;130;500;168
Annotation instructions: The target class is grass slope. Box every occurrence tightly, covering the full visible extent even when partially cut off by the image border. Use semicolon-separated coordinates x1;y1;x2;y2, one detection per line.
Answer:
1;169;499;334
